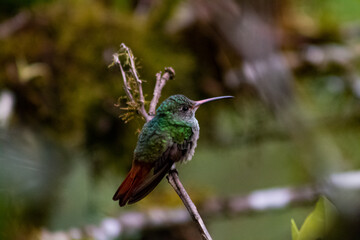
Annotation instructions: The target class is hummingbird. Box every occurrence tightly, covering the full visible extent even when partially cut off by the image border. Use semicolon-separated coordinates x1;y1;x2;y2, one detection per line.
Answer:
113;94;233;206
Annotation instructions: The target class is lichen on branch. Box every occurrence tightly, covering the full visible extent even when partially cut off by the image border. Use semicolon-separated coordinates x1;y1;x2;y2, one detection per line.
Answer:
110;43;175;123
110;43;151;122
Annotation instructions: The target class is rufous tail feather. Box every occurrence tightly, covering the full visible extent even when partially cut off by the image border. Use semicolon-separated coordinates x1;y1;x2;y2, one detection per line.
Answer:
112;163;152;207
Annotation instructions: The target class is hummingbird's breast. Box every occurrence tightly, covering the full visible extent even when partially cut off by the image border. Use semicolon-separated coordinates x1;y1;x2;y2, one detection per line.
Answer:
164;115;200;163
181;118;199;163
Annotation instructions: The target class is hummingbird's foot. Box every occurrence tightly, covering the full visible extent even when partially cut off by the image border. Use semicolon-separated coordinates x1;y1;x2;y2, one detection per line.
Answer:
166;164;178;181
169;163;177;173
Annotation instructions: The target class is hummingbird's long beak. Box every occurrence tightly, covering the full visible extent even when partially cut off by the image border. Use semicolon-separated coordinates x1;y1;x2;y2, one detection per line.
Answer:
193;96;234;110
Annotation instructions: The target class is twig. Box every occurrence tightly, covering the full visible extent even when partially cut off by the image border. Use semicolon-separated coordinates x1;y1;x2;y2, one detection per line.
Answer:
112;54;135;103
167;169;213;240
0;11;31;40
120;43;151;122
149;67;175;116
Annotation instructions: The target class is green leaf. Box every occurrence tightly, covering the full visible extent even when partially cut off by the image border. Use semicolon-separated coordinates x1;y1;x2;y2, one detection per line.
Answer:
291;219;300;240
291;196;338;240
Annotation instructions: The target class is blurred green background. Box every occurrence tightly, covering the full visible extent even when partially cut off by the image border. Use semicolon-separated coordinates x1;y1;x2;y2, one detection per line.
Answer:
1;0;360;239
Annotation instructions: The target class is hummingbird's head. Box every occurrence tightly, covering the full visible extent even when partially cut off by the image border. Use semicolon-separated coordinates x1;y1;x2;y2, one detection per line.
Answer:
156;95;195;123
156;94;233;124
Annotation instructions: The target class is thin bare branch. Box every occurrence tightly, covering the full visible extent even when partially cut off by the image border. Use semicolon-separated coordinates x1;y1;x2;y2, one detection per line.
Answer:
112;54;135;103
120;43;151;122
0;11;31;40
167;168;213;240
149;67;175;116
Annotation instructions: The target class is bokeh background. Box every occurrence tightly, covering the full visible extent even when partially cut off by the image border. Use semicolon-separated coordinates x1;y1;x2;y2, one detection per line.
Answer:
1;0;360;239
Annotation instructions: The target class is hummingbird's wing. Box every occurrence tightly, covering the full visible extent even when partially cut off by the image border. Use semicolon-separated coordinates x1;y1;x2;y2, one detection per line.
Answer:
113;118;196;206
127;137;194;205
127;161;172;204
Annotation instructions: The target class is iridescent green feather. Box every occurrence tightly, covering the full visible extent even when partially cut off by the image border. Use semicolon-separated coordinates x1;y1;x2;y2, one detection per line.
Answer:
134;115;192;163
134;95;195;163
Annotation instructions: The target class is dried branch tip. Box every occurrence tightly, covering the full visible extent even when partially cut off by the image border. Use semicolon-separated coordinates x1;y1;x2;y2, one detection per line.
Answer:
164;67;175;80
111;43;150;122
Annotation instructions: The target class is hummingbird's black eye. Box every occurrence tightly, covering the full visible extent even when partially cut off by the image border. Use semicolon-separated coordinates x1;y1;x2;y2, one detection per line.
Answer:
182;106;189;112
